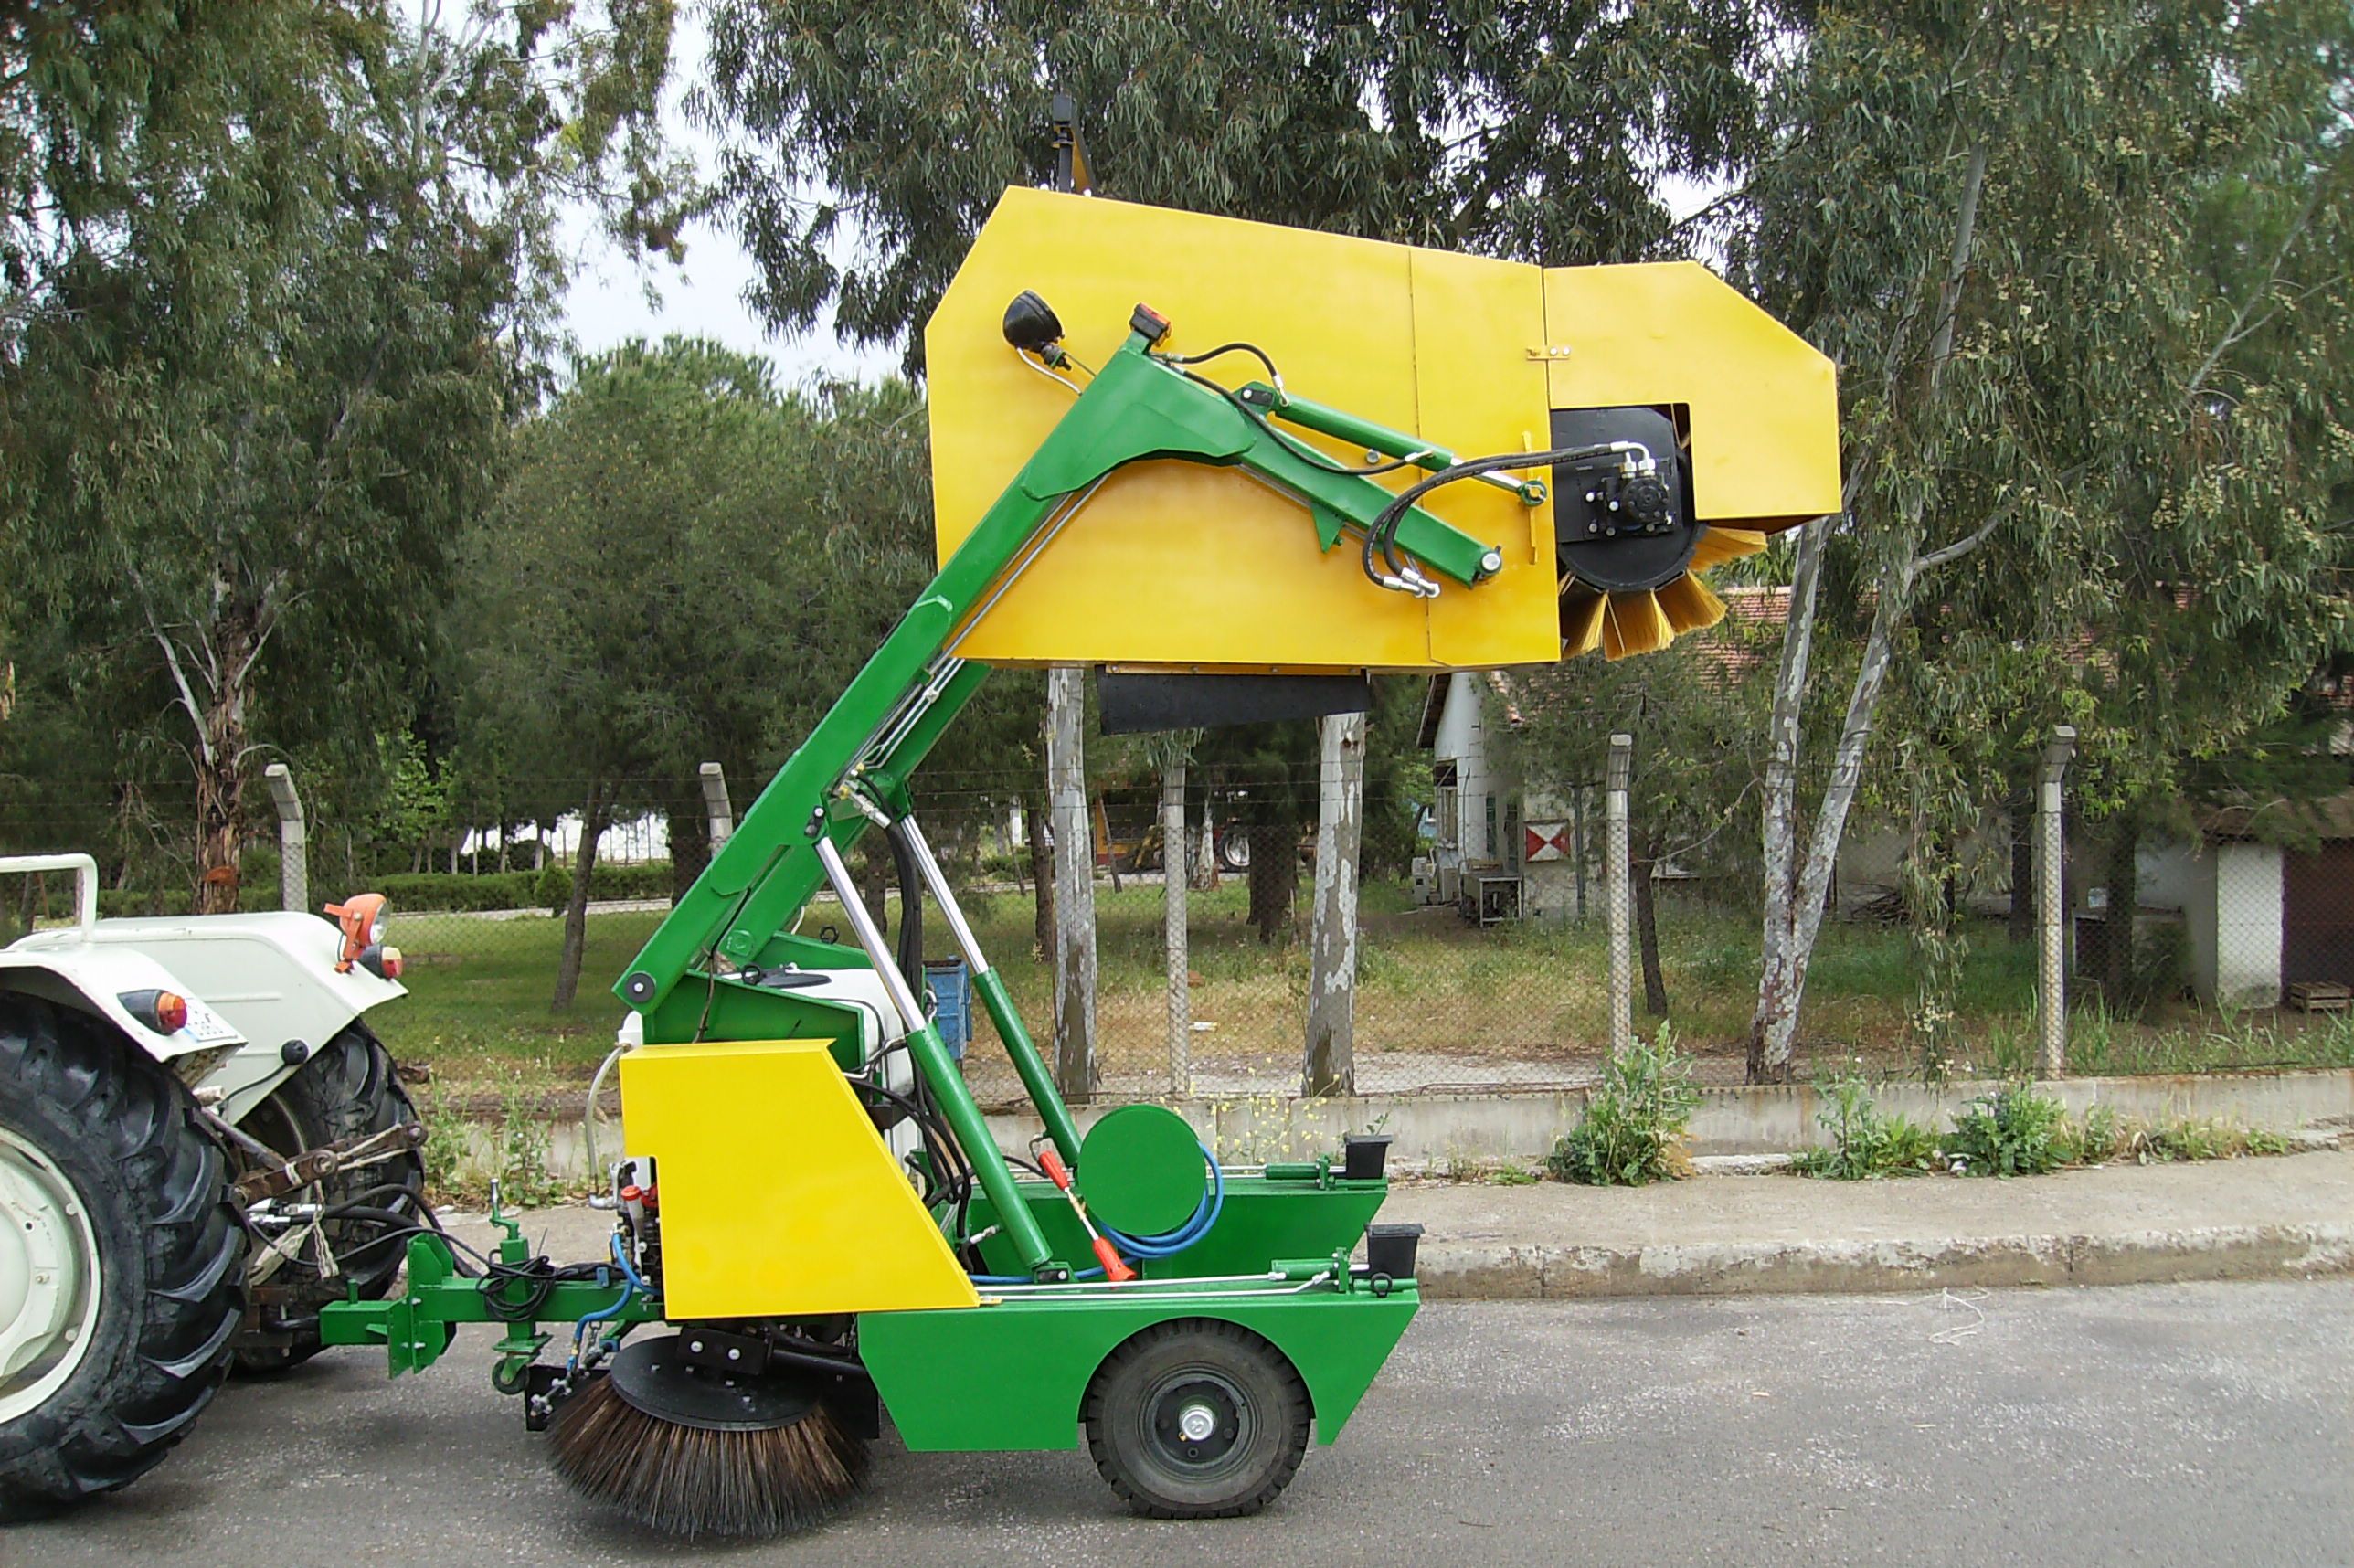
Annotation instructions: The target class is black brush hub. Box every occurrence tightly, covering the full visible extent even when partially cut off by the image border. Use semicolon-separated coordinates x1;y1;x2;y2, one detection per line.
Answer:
1552;404;1699;592
608;1334;821;1432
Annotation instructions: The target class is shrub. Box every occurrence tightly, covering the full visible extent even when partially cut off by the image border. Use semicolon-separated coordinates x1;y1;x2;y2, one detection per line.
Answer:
2128;1117;2292;1163
1792;1072;1938;1180
1942;1082;2070;1177
2061;1102;2122;1164
1544;1025;1699;1187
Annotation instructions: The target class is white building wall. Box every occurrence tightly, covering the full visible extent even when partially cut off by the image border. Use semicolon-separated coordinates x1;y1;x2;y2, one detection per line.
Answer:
2183;839;2284;1006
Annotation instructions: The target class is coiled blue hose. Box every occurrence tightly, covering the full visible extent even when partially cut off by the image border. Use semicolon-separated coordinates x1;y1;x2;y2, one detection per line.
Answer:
970;1143;1225;1282
1102;1143;1225;1259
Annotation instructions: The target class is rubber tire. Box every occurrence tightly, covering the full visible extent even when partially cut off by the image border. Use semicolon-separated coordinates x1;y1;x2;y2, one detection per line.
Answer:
0;997;246;1520
1083;1319;1310;1520
1216;828;1251;874
230;1023;422;1374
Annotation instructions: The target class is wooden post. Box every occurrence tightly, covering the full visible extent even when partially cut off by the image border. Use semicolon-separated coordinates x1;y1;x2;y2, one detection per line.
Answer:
1606;734;1634;1054
1304;712;1365;1096
1161;762;1191;1097
1047;667;1097;1098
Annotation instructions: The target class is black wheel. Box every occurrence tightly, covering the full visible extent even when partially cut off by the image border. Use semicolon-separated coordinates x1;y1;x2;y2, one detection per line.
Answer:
0;996;246;1519
1083;1319;1310;1520
1216;827;1251;874
231;1022;423;1373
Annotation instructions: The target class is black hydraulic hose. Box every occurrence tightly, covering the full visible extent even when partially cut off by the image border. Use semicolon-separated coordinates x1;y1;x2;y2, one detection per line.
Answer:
1363;441;1644;588
886;820;925;1003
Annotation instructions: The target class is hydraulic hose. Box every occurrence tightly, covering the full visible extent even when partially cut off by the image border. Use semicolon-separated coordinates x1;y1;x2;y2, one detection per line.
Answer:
1101;1143;1225;1260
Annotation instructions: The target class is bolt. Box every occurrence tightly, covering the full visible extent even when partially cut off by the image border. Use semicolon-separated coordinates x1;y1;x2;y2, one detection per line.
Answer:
688;1339;704;1354
726;1347;741;1361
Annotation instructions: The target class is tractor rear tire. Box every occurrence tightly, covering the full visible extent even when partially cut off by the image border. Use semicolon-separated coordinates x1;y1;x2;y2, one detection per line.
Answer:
0;996;246;1520
1083;1319;1310;1520
231;1022;423;1374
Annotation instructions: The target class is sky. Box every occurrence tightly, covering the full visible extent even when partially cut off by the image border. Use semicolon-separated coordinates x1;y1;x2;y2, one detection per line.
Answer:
553;10;898;389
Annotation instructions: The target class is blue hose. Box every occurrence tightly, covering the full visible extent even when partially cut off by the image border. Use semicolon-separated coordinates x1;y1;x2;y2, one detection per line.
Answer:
1104;1143;1224;1259
567;1234;642;1372
967;1145;1225;1283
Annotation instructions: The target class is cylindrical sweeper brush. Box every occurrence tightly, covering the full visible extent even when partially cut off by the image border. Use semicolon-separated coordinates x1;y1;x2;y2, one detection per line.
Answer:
548;1334;869;1538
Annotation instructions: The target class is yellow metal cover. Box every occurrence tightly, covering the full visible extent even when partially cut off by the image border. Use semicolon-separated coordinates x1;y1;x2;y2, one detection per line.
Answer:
926;187;1840;673
620;1039;979;1319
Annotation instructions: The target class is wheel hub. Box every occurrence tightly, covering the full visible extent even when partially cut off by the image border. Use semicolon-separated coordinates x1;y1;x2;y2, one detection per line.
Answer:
1145;1371;1247;1472
0;1128;100;1423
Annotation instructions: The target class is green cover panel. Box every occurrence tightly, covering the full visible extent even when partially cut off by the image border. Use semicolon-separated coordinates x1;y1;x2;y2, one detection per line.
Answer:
859;1279;1418;1453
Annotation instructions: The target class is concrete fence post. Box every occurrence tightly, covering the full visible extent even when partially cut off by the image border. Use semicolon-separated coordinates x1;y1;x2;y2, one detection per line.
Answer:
1304;711;1365;1097
1161;762;1191;1097
264;764;306;915
699;762;735;849
2039;725;2078;1075
1606;734;1634;1055
1046;666;1097;1099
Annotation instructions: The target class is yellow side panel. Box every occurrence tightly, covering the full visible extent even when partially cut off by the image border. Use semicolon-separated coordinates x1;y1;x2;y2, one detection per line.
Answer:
620;1039;979;1319
1542;261;1843;530
927;187;1558;673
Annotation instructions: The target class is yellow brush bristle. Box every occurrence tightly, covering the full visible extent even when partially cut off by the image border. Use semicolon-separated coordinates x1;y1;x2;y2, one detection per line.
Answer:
1655;572;1728;637
1561;591;1608;657
1688;526;1767;572
1601;591;1675;661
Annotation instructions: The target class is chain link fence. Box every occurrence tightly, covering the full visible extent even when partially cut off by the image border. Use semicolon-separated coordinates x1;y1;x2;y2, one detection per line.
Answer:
8;744;2354;1103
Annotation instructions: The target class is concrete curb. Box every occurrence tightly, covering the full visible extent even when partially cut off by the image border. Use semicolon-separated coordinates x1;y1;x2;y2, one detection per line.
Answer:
1415;1221;2354;1300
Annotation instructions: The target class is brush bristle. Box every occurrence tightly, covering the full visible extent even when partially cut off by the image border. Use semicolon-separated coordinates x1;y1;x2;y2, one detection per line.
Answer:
547;1375;870;1538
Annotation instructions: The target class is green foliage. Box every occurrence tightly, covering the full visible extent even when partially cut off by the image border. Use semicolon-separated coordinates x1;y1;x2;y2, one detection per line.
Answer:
1942;1083;2071;1178
1792;1072;1938;1180
1543;1026;1700;1187
701;0;1774;360
2062;1102;2122;1165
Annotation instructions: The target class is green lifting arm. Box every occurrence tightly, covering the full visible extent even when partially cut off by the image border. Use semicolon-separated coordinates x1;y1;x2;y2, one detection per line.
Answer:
612;304;1508;1276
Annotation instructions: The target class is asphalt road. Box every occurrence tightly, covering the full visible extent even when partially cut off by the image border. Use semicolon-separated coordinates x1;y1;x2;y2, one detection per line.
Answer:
16;1280;2350;1568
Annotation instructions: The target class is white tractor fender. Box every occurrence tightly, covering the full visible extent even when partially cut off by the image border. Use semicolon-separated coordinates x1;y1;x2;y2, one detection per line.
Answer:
11;909;404;1120
0;945;247;1072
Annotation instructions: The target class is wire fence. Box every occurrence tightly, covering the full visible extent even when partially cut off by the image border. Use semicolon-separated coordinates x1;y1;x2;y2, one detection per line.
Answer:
6;747;2353;1101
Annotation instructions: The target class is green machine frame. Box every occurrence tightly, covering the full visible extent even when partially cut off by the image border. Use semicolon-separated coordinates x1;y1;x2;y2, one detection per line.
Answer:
324;302;1508;1444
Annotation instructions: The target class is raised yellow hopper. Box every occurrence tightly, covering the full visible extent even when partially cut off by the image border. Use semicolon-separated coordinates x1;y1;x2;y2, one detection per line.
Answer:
928;187;1839;671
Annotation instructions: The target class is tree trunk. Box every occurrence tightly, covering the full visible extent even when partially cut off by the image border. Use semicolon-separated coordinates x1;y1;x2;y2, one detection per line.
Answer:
1161;764;1191;1097
1193;792;1217;890
856;837;891;935
2008;780;2035;944
1634;856;1669;1018
552;780;609;1012
1025;789;1054;961
1247;822;1296;944
188;614;258;915
1101;798;1122;891
1747;518;1827;1079
668;790;713;906
1046;666;1096;1099
1304;714;1364;1095
2100;819;2139;1009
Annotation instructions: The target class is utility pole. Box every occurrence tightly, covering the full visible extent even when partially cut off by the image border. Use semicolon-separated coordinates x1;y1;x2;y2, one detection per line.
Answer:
1305;712;1365;1096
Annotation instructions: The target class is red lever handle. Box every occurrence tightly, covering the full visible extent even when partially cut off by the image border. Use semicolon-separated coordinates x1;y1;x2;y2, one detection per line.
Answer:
1040;1148;1073;1191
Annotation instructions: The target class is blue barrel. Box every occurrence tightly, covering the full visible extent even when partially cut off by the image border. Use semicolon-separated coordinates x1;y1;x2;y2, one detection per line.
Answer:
923;959;971;1061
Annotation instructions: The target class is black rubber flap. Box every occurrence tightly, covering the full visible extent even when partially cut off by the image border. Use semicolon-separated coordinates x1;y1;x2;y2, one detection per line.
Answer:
607;1334;822;1433
1098;671;1372;735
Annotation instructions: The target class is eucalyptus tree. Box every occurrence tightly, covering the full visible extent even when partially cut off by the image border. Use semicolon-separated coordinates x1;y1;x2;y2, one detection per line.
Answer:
1730;0;2354;1076
0;2;689;909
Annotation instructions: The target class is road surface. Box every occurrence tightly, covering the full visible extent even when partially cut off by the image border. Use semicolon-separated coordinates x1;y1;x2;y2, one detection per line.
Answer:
21;1280;2350;1566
